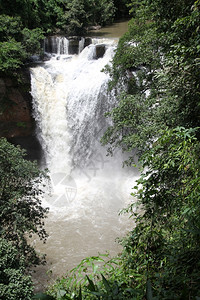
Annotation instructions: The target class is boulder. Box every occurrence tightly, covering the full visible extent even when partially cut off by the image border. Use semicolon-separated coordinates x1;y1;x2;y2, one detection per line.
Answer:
95;44;106;59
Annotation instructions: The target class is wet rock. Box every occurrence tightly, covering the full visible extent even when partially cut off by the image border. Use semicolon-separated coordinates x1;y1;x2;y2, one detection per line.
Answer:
84;37;92;48
68;36;81;55
95;44;106;59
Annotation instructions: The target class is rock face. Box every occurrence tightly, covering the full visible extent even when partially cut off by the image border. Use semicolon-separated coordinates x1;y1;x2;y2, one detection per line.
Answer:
0;69;34;138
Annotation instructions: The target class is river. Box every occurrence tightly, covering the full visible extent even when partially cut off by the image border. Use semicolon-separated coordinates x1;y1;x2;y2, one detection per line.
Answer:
30;19;138;292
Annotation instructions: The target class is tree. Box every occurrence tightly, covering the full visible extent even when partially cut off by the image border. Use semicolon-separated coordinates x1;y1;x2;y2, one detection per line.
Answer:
0;14;44;75
0;238;33;300
87;0;116;26
0;138;49;267
59;0;87;35
58;0;116;35
122;127;200;299
102;0;200;163
0;40;27;73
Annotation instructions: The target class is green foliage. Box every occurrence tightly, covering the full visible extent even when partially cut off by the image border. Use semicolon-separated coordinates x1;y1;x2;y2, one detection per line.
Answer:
0;14;23;41
0;138;49;267
0;238;33;300
89;0;116;26
47;254;138;299
0;0;54;30
33;292;55;299
102;0;200;295
102;0;200;161
59;0;87;35
58;0;116;35
0;14;44;75
0;0;117;36
124;127;200;299
0;40;27;73
22;27;44;56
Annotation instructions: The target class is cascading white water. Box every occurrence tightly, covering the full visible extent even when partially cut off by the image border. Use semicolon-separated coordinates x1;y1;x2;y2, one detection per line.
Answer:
31;36;138;288
57;37;69;55
31;66;72;173
31;38;119;176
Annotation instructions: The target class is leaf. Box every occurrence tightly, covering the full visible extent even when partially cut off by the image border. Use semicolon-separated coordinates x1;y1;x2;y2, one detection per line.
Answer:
146;280;153;300
77;286;82;300
86;275;96;292
101;274;111;292
57;289;66;298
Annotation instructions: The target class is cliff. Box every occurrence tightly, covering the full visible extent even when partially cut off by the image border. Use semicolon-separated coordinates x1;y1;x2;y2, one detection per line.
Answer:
0;69;34;138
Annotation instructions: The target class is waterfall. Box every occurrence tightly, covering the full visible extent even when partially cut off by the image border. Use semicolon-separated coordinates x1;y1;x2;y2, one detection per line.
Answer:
57;37;69;55
31;38;118;176
31;36;138;281
31;35;138;210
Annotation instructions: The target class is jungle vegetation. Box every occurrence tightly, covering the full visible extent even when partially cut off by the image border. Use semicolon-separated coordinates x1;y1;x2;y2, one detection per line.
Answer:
0;138;49;299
